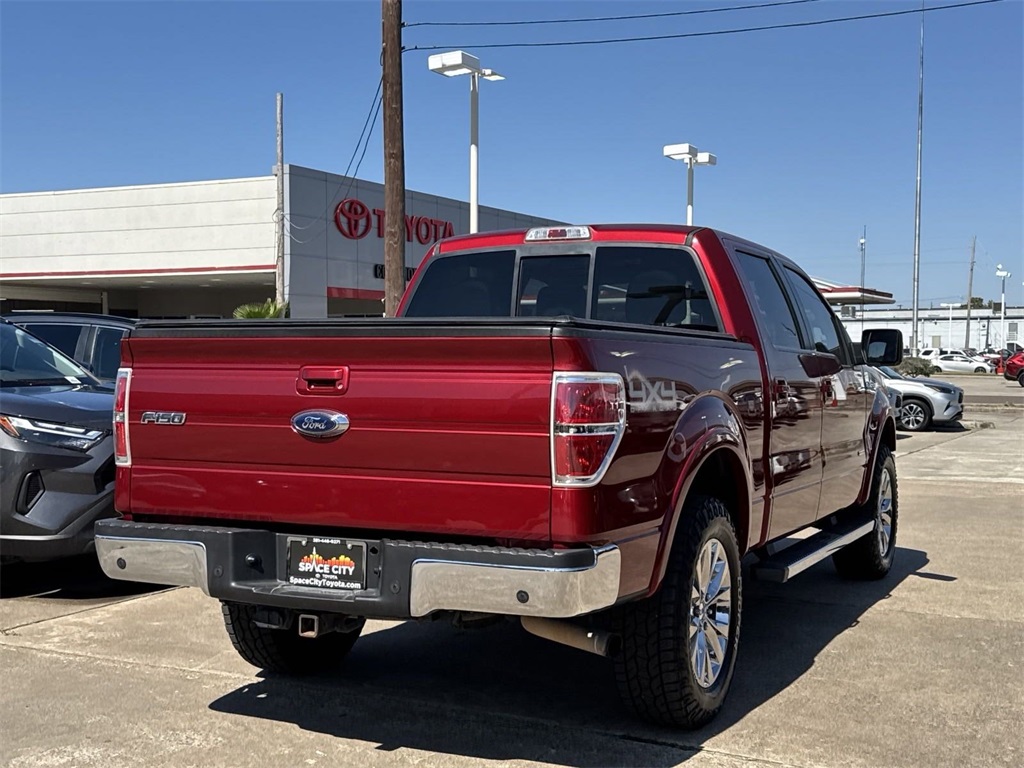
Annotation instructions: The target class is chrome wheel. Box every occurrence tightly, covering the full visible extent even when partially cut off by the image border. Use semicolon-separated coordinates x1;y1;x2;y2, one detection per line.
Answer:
901;402;927;430
688;538;732;689
876;467;894;555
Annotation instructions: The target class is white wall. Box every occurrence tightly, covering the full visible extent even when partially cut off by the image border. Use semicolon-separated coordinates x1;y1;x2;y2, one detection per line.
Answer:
0;176;276;276
839;307;1023;351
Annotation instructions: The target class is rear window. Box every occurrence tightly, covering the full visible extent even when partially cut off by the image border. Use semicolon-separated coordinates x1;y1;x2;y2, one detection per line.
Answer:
403;250;515;317
591;246;718;330
517;255;590;317
404;245;720;331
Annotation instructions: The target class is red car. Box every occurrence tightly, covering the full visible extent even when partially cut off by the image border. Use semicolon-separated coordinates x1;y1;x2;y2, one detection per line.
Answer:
1004;351;1024;386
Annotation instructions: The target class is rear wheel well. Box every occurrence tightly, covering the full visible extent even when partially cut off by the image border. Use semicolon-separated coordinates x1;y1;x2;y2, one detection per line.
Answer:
881;414;897;454
686;449;749;554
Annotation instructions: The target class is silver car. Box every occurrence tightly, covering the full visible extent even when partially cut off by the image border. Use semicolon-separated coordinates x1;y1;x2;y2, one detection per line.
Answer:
930;354;995;374
873;366;964;431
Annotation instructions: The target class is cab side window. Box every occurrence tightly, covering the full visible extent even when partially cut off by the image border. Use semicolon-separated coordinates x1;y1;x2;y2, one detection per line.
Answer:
733;252;802;349
24;323;83;358
93;327;127;379
782;267;849;364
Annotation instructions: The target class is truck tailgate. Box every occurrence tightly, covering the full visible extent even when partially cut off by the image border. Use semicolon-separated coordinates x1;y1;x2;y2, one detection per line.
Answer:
121;325;555;541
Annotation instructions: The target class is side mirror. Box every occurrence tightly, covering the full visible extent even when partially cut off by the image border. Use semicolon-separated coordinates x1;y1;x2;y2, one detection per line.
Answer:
861;329;903;365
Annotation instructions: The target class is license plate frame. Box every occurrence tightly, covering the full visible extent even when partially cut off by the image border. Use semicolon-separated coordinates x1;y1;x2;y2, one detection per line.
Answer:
286;536;366;591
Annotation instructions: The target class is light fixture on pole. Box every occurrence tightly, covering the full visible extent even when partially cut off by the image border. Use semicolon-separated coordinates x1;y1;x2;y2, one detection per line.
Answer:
427;50;504;235
995;264;1011;348
940;302;961;347
663;143;717;225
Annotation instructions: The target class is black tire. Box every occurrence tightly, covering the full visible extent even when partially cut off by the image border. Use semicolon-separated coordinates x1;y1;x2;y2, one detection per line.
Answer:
899;397;932;432
832;444;898;580
615;496;742;729
974;367;987;373
221;602;363;674
1017;372;1024;388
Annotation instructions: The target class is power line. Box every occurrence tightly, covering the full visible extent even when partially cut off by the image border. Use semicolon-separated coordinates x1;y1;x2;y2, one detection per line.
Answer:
286;79;384;243
406;0;823;28
350;90;382;183
405;0;1005;52
343;76;383;179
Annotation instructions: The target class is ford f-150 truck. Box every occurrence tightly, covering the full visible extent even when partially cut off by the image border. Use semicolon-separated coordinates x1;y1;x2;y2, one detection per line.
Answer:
96;224;903;729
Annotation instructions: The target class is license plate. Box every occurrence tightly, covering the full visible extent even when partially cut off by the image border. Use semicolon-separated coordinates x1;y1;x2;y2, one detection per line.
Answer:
286;536;366;591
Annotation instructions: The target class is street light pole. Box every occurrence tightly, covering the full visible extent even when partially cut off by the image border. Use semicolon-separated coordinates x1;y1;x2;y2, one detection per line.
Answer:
940;302;960;347
996;264;1011;348
428;50;504;235
686;159;695;226
663;143;717;226
468;71;479;234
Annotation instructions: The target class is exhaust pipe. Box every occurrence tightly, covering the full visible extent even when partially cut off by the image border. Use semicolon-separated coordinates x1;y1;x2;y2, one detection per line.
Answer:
521;616;619;657
298;614;320;638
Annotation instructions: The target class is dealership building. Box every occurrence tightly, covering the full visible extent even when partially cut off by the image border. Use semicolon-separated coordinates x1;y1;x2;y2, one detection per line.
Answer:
0;164;558;319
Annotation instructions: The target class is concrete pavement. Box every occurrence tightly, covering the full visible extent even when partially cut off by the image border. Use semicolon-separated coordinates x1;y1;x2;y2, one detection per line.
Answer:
927;371;1023;407
1;412;1021;768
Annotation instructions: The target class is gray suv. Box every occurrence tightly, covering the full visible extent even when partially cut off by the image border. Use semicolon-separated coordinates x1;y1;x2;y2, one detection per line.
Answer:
874;365;964;431
0;320;116;561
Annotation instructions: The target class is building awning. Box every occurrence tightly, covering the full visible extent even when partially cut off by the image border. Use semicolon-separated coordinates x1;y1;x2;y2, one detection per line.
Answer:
812;278;895;306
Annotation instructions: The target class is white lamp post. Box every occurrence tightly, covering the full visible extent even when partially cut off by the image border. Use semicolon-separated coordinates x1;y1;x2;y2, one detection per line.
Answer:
940;302;961;347
427;50;504;234
995;264;1011;348
663;143;717;225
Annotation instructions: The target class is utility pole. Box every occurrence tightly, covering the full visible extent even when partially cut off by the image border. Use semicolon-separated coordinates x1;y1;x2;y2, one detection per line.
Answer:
382;0;406;317
274;92;285;307
964;235;976;349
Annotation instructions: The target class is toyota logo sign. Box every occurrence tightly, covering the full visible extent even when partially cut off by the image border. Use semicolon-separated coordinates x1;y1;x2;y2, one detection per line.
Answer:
334;198;373;240
333;198;455;244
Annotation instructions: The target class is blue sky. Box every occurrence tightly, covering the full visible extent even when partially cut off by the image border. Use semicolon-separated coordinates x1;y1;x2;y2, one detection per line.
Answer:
2;0;1021;306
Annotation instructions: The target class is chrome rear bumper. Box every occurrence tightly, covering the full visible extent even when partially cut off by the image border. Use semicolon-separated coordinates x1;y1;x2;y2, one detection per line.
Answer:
95;520;620;620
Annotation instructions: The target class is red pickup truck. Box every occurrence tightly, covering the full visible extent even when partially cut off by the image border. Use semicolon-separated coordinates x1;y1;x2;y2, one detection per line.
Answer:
96;224;903;728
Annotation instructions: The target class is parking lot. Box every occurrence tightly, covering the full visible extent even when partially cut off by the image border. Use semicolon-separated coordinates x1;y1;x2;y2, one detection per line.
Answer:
1;383;1021;768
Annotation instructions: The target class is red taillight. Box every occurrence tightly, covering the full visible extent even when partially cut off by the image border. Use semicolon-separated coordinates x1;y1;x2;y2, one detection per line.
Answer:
551;373;625;487
113;368;132;466
555;382;622;424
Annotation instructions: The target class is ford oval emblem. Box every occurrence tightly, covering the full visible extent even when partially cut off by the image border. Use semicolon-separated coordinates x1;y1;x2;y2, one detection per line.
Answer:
291;410;350;439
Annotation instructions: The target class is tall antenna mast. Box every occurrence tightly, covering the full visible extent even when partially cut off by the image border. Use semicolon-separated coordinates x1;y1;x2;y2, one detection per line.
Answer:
911;6;925;352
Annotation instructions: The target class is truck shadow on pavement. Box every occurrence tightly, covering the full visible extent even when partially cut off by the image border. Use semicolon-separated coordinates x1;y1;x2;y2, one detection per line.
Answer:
209;547;930;767
0;554;161;601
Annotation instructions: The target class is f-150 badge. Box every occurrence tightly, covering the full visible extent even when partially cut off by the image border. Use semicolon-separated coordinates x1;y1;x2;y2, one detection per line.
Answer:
140;411;186;425
291;410;350;439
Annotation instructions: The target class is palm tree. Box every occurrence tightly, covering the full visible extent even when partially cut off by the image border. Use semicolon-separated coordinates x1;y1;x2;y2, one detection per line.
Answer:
233;299;288;319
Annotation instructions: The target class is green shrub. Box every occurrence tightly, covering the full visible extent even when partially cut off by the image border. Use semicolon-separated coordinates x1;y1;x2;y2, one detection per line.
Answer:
233;299;288;319
896;357;934;377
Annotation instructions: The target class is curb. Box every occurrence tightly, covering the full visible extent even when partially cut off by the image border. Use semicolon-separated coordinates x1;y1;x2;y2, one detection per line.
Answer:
962;420;996;430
